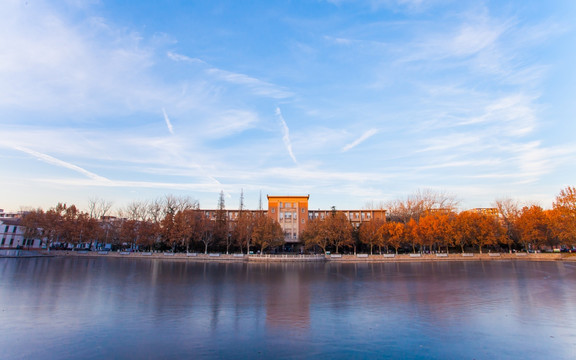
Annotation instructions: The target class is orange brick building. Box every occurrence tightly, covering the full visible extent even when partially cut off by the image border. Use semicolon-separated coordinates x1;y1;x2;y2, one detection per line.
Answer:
203;195;386;244
266;195;386;243
267;195;310;243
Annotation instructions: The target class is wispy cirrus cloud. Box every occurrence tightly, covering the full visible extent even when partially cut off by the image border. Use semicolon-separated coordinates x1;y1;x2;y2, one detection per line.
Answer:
162;108;174;135
275;107;298;165
168;51;293;99
342;129;379;152
14;146;110;183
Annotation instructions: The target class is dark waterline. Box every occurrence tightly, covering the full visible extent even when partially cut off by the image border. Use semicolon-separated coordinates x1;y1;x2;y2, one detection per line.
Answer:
1;258;575;359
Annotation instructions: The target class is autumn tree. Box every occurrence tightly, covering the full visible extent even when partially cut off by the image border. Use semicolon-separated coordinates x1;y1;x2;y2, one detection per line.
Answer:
214;191;231;253
173;208;203;252
326;210;353;254
551;186;576;248
301;216;330;254
252;215;284;253
387;189;459;223
21;208;45;249
379;221;405;254
233;210;255;254
494;198;521;252
453;212;473;253
137;220;159;251
405;218;419;253
417;212;454;253
516;205;551;251
57;205;98;248
118;219;138;250
387;222;405;254
359;219;384;254
42;203;67;250
87;197;113;220
160;210;178;251
454;211;504;253
199;212;215;254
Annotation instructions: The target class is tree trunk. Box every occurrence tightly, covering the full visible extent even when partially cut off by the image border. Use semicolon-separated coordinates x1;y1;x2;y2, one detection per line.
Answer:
204;242;208;254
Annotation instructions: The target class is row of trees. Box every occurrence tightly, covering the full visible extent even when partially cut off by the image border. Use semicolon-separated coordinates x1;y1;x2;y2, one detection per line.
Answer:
20;187;576;254
302;187;576;254
21;193;284;254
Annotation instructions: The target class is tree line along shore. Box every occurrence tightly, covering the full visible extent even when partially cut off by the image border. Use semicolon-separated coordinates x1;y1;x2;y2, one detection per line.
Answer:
12;186;576;255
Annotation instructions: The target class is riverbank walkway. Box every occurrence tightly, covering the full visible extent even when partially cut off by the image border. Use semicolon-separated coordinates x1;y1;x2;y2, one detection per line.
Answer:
15;250;575;262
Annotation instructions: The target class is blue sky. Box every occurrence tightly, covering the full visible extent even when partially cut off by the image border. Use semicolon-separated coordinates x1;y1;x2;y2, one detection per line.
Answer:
1;0;576;213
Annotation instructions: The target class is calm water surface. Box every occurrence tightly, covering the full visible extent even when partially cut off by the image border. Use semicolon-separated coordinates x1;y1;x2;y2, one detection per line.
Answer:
1;258;575;359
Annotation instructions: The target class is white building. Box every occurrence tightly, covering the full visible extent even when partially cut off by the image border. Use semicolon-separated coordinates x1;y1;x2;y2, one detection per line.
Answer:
0;218;42;249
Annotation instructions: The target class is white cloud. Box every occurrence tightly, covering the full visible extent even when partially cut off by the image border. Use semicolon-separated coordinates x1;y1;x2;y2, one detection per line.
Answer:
275;107;298;164
168;51;293;99
162;108;174;135
342;129;379;152
13;146;110;183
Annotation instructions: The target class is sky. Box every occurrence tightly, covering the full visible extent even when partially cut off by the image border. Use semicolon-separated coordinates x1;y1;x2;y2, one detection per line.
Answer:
1;0;576;213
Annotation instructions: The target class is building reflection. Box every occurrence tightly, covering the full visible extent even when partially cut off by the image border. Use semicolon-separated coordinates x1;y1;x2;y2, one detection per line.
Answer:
264;265;311;331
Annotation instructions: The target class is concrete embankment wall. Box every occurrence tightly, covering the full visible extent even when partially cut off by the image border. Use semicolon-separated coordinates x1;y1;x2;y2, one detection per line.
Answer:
326;253;576;262
18;251;576;262
47;251;249;262
45;251;324;262
0;250;53;258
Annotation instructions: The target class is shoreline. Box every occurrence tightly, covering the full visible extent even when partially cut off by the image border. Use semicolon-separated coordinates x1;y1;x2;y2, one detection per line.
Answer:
6;250;574;263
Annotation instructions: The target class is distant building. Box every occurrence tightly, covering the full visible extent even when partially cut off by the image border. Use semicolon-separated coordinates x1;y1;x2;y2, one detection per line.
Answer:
267;195;386;243
267;195;310;243
202;195;386;243
469;208;500;217
0;209;25;219
1;196;387;248
0;218;41;249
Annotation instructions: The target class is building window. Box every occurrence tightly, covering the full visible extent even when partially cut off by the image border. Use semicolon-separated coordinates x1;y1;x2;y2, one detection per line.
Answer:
301;219;304;224
12;226;17;233
4;225;8;233
279;202;283;208
9;238;14;246
1;238;4;245
271;208;275;213
301;208;305;213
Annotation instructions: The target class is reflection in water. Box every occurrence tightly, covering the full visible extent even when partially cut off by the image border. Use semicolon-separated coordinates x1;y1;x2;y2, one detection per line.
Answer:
0;258;575;359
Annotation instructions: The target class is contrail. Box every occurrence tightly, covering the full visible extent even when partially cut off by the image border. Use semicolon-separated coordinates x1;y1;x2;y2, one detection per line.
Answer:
275;107;298;164
14;146;110;182
342;129;378;152
162;108;174;135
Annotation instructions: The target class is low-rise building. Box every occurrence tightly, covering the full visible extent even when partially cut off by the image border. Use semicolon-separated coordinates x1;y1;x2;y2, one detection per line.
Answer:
0;218;42;249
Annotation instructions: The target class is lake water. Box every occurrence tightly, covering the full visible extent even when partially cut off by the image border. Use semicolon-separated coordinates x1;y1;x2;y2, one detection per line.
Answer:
1;258;575;359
